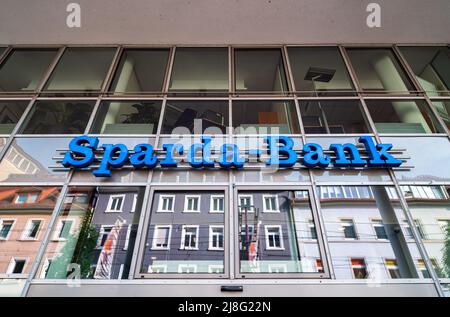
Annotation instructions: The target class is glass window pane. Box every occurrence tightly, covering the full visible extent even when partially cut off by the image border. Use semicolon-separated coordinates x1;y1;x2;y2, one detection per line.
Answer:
299;100;369;134
320;185;426;279
347;48;415;93
288;47;354;95
238;190;323;274
235;49;288;93
431;100;450;131
0;137;70;182
91;101;162;134
110;49;169;93
0;101;29;134
365;99;443;134
399;46;450;97
141;191;225;275
0;186;61;278
38;186;145;280
162;100;228;134
233;100;299;134
19;100;95;134
169;48;228;93
401;185;450;278
0;49;57;92
382;137;450;182
44;48;116;91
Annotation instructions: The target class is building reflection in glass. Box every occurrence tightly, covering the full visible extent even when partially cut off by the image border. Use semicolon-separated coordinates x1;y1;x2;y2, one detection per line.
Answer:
319;185;429;279
38;186;144;280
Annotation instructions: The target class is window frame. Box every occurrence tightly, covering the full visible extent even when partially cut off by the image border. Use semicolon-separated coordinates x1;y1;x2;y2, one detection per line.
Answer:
105;194;126;213
0;218;16;240
135;186;229;279
183;195;201;213
234;186;329;279
238;194;254;213
151;225;172;250
209;225;225;251
264;225;285;251
371;218;388;241
6;257;28;275
209;194;225;213
340;218;358;240
180;225;200;250
262;194;280;213
21;218;44;241
350;258;369;279
52;218;75;241
157;194;176;213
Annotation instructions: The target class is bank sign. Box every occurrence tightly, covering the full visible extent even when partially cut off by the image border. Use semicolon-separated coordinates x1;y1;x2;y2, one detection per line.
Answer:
60;135;403;177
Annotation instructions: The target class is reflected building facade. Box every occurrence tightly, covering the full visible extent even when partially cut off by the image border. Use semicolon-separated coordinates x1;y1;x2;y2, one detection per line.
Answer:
0;0;449;297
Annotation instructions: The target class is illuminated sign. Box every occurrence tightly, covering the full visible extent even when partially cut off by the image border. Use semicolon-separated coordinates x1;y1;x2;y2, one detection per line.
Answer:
60;135;403;177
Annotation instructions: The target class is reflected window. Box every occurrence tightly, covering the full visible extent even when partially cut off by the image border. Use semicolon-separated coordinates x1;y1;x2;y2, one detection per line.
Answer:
91;101;162;134
0;101;28;134
341;219;357;239
320;186;424;279
0;186;61;276
0;49;57;92
44;48;116;92
169;48;228;93
141;191;225;275
431;100;450;130
365;99;443;134
372;219;388;240
7;258;27;274
385;259;401;279
22;220;42;240
346;48;415;93
210;195;224;213
235;49;288;93
299;100;369;134
38;186;145;280
162;100;228;134
209;226;224;250
0;220;14;239
399;47;450;96
19;100;95;134
401;185;450;278
238;190;324;275
288;47;354;95
233;100;300;134
110;49;169;93
351;258;368;279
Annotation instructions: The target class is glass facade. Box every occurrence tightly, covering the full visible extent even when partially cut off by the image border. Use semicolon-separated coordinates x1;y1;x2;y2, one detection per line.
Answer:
0;45;449;297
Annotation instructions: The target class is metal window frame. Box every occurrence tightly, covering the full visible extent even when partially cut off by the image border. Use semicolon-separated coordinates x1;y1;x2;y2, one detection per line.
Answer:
134;185;230;279
233;185;330;279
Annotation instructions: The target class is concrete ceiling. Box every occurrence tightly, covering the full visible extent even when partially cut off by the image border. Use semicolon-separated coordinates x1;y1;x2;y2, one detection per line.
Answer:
0;0;449;45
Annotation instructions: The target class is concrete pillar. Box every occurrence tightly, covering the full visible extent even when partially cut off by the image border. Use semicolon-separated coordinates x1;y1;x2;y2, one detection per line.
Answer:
371;186;419;278
372;54;431;133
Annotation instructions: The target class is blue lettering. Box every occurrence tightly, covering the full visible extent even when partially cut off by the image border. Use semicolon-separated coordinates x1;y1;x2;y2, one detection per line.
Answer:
265;136;297;168
358;136;402;167
330;143;367;167
129;144;158;169
62;135;98;168
302;143;331;168
92;144;128;177
160;143;183;168
218;144;245;168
